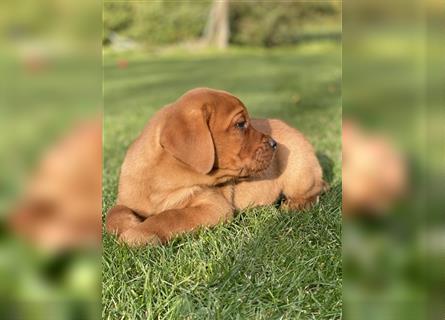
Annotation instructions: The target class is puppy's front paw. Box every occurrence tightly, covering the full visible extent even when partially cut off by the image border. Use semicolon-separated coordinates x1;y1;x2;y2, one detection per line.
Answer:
281;195;319;211
119;228;161;247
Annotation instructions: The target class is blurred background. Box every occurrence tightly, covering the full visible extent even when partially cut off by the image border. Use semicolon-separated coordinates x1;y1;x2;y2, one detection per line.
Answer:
103;0;341;50
0;0;101;319
343;1;445;319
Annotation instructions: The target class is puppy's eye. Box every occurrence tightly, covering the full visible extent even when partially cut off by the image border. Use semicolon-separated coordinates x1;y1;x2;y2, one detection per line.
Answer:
235;121;247;129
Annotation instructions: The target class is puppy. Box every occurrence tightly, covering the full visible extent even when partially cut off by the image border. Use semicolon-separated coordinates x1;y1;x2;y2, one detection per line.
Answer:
106;88;324;246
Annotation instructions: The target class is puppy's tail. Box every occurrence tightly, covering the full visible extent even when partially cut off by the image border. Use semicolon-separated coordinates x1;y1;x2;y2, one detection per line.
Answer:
105;205;143;236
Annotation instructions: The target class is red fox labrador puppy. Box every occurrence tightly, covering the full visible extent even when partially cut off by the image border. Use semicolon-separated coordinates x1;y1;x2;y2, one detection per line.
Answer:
106;88;325;246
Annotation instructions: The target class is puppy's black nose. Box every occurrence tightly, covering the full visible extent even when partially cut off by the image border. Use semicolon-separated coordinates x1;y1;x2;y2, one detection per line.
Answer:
268;138;277;150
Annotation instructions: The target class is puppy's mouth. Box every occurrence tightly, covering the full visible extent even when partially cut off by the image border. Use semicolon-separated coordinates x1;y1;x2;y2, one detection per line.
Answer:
238;146;276;179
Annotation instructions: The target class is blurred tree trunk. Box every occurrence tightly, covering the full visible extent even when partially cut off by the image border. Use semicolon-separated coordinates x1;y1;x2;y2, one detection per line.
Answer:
203;0;229;49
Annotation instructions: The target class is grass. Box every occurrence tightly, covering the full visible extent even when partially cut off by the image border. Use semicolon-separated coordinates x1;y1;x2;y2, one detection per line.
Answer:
102;43;342;319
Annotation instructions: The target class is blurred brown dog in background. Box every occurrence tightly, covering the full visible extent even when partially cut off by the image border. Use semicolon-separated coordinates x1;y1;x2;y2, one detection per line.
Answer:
342;120;407;215
9;119;102;252
106;88;325;246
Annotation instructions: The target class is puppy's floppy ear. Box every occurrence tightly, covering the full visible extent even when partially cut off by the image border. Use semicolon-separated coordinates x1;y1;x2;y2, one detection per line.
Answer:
160;104;215;174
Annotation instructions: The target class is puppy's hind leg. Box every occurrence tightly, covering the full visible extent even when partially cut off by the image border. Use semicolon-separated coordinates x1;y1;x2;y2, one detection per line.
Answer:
105;205;143;236
281;179;327;211
119;190;233;247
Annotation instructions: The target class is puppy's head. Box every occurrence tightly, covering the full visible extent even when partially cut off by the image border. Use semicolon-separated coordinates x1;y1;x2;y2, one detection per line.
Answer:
160;88;276;178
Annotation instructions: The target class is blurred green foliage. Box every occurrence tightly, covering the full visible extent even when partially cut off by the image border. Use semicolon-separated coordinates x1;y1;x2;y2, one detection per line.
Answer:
103;1;211;46
103;0;341;47
230;1;341;47
103;3;134;36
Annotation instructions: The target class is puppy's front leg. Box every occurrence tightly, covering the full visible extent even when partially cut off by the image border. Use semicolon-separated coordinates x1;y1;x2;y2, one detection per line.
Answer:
119;191;233;246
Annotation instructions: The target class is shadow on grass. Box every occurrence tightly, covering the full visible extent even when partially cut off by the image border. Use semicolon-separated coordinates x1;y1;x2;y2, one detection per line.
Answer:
317;152;335;185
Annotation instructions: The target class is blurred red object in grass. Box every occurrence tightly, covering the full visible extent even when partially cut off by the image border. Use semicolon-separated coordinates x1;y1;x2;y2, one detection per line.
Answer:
117;59;128;69
23;55;49;73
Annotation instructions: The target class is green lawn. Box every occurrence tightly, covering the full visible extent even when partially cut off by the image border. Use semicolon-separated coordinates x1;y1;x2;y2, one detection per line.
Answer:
102;43;342;319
